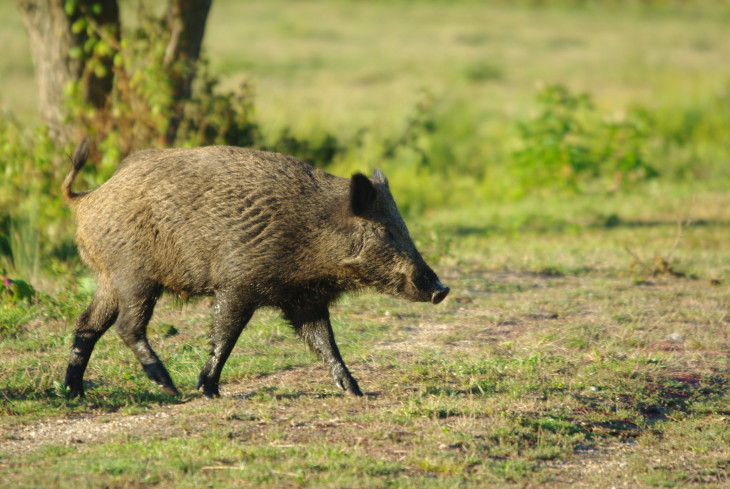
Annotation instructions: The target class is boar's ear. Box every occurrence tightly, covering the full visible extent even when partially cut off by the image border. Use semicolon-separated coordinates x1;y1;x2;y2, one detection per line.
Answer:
372;168;389;187
350;173;377;216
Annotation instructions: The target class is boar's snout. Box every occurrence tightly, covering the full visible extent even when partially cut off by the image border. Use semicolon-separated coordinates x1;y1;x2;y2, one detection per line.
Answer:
403;267;449;304
431;281;450;304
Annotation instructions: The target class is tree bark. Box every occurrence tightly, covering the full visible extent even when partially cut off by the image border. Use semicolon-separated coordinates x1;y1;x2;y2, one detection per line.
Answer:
164;0;213;145
15;0;120;141
16;0;83;139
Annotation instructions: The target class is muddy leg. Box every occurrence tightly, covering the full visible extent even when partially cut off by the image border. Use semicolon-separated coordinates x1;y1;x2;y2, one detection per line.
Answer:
114;288;179;396
197;291;254;398
64;283;119;398
286;307;362;396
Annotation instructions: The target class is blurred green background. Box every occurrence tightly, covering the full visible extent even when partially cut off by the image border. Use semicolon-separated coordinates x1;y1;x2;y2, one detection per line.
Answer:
1;0;729;290
1;5;729;486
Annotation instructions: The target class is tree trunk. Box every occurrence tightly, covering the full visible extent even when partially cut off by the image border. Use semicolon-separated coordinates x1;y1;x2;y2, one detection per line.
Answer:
164;0;213;145
15;0;119;141
17;0;210;145
16;0;83;139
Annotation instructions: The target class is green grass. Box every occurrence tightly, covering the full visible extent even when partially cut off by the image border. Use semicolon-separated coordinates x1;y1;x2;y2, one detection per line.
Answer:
1;0;730;487
2;197;728;487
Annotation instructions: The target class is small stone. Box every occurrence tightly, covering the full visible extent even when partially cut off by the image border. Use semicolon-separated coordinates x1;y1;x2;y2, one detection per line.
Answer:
666;332;684;343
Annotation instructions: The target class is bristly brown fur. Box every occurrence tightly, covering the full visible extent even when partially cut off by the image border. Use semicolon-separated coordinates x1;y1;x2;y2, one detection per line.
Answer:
61;143;447;399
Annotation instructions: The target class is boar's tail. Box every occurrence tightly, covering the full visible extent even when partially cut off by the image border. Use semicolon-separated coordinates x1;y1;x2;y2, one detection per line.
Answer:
62;137;92;204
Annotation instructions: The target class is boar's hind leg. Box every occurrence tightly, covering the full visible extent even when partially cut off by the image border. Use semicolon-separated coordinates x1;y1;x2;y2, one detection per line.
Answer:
114;287;179;396
197;291;254;398
64;283;119;398
285;307;363;397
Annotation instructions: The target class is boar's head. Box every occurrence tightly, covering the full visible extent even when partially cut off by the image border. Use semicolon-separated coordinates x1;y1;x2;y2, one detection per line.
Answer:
342;169;449;304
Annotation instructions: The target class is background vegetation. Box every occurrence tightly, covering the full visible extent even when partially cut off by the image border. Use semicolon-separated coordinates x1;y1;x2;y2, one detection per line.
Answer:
1;0;728;487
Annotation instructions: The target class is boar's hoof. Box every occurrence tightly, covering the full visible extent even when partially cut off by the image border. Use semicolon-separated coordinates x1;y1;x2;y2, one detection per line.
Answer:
143;362;180;396
160;385;181;396
64;383;85;399
63;369;85;398
335;375;363;397
196;373;221;398
346;385;364;397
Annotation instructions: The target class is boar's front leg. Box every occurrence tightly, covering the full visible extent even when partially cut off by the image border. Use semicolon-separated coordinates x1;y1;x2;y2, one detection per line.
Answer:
197;290;254;398
285;307;363;397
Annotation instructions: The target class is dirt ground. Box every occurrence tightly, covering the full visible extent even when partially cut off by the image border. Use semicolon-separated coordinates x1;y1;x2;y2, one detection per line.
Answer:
2;268;727;488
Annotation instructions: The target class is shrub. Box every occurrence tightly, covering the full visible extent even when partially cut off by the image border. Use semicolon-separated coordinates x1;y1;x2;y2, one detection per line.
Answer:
65;7;259;169
0;120;72;277
64;5;345;172
511;84;657;196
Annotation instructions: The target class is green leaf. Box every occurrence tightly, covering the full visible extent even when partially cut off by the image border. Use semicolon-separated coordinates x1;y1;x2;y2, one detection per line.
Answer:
84;37;97;54
94;63;108;79
53;381;70;397
68;46;84;59
71;18;87;35
94;40;113;57
64;0;79;16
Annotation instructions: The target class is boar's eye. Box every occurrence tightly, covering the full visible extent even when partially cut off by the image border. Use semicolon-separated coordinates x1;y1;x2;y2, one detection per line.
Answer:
373;226;393;242
372;225;398;244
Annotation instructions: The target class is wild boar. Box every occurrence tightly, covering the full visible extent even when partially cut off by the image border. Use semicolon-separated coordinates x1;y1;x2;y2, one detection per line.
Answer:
62;139;449;398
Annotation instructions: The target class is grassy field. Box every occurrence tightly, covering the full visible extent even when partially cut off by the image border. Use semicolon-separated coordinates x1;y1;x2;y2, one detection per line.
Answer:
1;1;729;487
1;205;728;487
